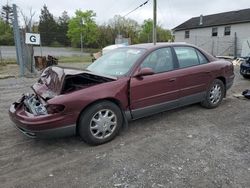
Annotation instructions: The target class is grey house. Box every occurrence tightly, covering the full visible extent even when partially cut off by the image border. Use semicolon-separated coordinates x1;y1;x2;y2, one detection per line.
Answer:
173;8;250;57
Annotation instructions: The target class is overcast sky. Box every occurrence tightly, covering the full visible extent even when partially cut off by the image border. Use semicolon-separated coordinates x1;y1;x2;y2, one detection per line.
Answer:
2;0;250;29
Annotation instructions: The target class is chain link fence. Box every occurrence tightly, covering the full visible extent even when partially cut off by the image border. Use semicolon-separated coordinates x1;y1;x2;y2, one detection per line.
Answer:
0;45;89;78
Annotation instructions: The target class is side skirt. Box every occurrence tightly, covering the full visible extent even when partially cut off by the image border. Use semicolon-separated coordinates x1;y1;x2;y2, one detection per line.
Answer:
129;92;206;120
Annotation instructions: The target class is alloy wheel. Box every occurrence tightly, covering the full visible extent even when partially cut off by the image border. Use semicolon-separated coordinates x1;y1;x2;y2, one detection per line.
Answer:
89;109;117;139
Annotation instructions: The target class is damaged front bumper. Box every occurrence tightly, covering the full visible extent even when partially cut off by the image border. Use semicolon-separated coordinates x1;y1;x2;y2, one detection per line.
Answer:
9;94;76;138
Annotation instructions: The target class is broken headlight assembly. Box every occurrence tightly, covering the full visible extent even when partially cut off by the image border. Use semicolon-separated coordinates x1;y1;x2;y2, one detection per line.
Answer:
23;94;64;116
24;94;48;115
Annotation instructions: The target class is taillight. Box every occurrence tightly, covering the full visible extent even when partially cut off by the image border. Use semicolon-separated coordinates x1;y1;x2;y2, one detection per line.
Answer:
46;104;65;114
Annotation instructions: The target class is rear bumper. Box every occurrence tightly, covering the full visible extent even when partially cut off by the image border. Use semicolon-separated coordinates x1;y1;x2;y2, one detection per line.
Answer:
226;74;235;90
226;74;234;90
9;103;76;139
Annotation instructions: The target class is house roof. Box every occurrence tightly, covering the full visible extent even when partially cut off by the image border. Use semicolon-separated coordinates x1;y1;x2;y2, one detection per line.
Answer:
173;8;250;31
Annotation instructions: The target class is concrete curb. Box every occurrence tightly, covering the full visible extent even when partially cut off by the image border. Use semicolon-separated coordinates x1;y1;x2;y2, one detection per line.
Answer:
0;74;15;79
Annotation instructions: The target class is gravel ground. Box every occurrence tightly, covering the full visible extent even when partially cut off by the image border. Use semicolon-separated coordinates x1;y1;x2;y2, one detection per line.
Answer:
0;65;249;188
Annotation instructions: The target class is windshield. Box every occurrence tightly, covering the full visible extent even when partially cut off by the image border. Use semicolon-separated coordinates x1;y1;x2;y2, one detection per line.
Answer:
87;48;146;76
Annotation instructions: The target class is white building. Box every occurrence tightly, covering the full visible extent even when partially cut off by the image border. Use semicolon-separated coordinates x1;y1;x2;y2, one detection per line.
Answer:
173;8;250;57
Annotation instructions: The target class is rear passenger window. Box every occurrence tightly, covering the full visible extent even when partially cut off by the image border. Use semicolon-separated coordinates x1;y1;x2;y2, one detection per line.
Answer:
174;47;200;68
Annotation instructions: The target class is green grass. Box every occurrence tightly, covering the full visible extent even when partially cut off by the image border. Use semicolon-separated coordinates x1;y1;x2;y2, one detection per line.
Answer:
0;55;92;65
58;55;92;63
0;58;16;64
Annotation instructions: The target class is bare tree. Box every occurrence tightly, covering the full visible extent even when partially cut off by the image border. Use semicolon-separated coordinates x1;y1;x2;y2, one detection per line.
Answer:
20;7;35;32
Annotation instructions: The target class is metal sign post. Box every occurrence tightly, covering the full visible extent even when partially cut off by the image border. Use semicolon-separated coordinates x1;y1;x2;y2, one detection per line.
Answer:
12;4;24;76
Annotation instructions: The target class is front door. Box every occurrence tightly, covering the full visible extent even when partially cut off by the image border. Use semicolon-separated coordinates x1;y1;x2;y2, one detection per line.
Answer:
129;47;180;119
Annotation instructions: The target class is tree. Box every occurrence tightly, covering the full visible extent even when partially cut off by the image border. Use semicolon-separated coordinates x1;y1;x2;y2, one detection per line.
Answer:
20;8;36;32
139;19;172;43
108;15;140;44
139;19;153;43
57;11;70;46
1;3;13;25
38;5;57;46
96;24;114;48
157;27;172;42
0;17;14;45
67;10;98;47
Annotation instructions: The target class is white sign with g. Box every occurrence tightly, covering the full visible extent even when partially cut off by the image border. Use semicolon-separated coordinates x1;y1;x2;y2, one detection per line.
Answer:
25;33;41;45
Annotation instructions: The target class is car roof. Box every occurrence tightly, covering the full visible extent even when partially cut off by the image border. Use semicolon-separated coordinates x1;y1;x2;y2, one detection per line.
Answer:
128;42;188;50
125;42;216;62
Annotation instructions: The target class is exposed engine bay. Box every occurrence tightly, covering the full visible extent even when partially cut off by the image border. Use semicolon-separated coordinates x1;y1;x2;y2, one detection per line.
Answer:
23;94;48;116
61;73;114;94
22;71;115;116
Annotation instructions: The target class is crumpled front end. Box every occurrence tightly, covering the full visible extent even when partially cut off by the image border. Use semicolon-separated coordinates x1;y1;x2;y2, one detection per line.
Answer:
9;93;76;138
9;66;117;139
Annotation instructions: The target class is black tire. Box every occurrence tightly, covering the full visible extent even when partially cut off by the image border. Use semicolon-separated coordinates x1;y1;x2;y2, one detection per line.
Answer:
201;79;225;109
78;101;123;145
243;75;250;79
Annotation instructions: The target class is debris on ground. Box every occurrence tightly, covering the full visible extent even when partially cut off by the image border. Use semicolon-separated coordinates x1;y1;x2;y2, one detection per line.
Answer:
34;55;58;70
242;89;250;99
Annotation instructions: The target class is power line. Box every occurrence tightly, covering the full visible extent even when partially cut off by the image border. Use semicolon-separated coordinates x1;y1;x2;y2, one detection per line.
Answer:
123;0;150;17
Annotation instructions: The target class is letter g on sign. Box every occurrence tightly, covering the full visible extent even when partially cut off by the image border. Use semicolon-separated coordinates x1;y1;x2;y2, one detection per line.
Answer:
30;35;36;43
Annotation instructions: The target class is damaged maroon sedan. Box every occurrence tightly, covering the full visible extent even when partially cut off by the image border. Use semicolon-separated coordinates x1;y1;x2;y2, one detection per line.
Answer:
9;43;234;145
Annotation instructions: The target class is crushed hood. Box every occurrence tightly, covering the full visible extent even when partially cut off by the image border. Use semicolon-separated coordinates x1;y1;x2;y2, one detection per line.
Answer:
32;66;116;100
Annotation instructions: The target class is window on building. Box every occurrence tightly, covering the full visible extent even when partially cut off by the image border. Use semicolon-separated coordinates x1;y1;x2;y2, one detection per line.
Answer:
185;30;190;39
224;26;231;36
212;27;218;37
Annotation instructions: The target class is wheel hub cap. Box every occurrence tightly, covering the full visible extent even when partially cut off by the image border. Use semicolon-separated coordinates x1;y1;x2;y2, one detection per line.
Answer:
90;109;117;139
209;84;222;104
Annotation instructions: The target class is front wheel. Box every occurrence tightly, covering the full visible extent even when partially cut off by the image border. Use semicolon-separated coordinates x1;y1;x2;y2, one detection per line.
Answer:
78;101;123;145
201;79;225;109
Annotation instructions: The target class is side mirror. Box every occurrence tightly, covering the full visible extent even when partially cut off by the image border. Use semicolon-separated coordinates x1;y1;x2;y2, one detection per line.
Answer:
134;67;154;77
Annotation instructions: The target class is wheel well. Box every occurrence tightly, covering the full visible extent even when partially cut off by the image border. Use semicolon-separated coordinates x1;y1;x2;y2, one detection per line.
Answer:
216;76;226;97
216;76;226;86
75;98;123;134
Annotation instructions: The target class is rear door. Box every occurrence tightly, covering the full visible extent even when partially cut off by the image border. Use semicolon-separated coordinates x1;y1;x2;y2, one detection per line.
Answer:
129;47;181;119
173;46;213;104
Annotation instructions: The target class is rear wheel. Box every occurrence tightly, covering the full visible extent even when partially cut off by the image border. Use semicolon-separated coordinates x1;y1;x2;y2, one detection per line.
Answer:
78;101;123;145
201;79;225;109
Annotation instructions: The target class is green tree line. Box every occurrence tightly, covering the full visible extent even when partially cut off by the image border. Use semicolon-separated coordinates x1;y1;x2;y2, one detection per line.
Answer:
0;4;173;48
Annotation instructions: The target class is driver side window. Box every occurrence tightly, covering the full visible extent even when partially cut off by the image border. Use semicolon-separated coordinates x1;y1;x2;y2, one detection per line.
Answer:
140;48;174;73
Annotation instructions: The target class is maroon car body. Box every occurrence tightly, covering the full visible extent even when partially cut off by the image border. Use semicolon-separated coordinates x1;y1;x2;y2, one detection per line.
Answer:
9;43;234;144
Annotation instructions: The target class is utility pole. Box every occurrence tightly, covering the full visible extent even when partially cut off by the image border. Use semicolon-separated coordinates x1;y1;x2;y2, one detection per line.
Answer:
80;18;84;54
153;0;157;45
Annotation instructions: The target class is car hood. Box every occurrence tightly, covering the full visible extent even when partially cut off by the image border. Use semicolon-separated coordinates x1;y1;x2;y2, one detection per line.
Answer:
32;66;117;100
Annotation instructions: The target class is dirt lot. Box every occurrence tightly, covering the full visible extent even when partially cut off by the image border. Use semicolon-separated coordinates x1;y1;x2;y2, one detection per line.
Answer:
0;65;249;188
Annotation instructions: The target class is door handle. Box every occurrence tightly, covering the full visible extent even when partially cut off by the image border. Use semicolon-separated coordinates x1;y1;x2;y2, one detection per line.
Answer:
169;78;176;82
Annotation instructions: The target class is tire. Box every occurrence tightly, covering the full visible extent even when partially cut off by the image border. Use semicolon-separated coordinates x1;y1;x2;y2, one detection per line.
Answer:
243;75;250;79
201;79;225;109
78;101;123;145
